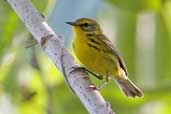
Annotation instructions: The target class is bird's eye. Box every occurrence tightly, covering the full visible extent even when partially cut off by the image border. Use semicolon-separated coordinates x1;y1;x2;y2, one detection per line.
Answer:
79;22;93;31
83;23;88;27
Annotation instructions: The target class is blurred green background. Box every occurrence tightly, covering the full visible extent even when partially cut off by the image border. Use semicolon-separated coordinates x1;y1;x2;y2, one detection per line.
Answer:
0;0;171;114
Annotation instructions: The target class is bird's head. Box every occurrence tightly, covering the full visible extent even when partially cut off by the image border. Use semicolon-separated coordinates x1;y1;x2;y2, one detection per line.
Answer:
66;18;102;35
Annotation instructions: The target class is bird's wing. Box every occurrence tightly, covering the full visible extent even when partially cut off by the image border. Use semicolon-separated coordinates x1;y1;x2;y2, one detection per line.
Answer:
97;34;128;76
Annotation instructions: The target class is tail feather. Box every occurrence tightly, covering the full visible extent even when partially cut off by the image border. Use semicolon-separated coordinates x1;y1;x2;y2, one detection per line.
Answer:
116;78;143;98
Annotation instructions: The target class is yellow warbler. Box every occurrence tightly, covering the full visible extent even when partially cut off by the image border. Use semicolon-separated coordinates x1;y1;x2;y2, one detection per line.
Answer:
66;18;143;98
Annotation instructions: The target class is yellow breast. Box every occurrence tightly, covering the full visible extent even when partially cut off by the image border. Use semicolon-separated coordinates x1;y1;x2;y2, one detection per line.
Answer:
73;28;120;77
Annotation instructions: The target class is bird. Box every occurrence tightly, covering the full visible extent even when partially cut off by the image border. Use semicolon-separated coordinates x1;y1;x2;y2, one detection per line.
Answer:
66;18;143;98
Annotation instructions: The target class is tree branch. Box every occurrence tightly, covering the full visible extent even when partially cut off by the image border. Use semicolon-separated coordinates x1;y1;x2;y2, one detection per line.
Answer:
7;0;115;114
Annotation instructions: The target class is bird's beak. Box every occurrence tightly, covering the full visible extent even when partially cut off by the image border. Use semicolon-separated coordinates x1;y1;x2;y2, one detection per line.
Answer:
66;22;77;26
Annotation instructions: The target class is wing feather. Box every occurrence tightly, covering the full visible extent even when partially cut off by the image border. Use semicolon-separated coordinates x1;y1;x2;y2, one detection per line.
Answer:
97;34;128;76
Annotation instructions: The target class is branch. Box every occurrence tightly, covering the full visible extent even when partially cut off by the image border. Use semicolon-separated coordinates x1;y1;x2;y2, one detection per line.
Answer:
7;0;115;114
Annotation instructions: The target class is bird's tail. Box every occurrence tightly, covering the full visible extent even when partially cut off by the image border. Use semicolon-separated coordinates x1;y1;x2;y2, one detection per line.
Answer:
115;78;143;98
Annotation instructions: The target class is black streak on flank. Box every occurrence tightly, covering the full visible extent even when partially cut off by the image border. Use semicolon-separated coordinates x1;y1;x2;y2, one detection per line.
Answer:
86;34;93;37
89;38;101;46
86;34;101;46
87;43;101;52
